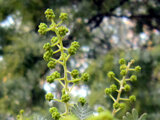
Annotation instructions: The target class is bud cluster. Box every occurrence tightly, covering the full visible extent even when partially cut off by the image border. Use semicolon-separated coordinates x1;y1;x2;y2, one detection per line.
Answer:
105;58;141;116
38;9;89;119
68;41;80;55
49;107;60;120
78;97;86;106
45;93;54;101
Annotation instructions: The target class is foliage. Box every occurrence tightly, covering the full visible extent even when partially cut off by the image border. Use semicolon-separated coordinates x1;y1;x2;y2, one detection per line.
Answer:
71;102;92;120
122;108;147;120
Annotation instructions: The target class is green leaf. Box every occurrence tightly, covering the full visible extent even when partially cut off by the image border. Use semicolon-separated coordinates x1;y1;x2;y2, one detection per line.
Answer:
132;109;138;120
122;108;147;120
71;102;92;120
138;113;147;120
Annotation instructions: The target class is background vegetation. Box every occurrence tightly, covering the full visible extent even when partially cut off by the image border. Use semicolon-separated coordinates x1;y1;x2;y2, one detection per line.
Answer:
0;0;160;119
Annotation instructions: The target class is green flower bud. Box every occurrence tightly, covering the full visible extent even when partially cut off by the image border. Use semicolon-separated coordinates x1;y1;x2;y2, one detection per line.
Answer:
45;9;55;20
119;58;126;65
52;111;60;120
97;107;104;113
130;75;137;82
47;60;56;69
17;115;20;119
51;37;58;44
71;41;80;49
71;69;79;78
49;107;58;113
51;71;61;79
38;23;48;35
61;88;66;95
78;97;86;106
129;95;136;103
45;93;54;101
110;84;117;92
120;103;126;109
58;26;69;36
123;81;127;85
61;94;70;103
20;109;24;114
46;75;55;83
68;46;77;55
59;13;68;21
43;50;53;62
135;66;141;72
113;102;120;109
43;43;51;51
107;71;115;78
120;64;127;70
81;73;89;82
120;70;127;76
124;84;131;92
105;88;112;95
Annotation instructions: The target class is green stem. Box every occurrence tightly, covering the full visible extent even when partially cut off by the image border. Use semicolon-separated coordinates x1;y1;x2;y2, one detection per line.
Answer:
53;49;61;54
69;83;75;93
125;78;130;81
113;77;120;83
53;99;62;102
59;80;65;87
55;29;69;115
57;21;63;26
69;78;81;83
50;58;63;65
55;78;64;81
129;68;135;71
109;94;116;102
119;98;129;101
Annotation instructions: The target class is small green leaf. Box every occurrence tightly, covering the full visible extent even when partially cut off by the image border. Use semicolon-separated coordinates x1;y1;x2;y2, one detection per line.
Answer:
122;108;147;120
71;102;92;120
132;108;138;120
138;113;147;120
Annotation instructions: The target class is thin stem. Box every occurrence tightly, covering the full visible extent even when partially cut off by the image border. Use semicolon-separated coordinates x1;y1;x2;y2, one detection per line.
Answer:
119;98;129;101
57;44;61;49
69;83;75;93
51;42;59;47
109;94;116;102
59;80;65;87
66;54;71;61
55;78;64;81
115;108;121;113
50;58;63;65
113;77;120;83
57;21;62;26
129;68;135;71
125;78;130;81
69;78;81;83
67;71;71;74
53;49;61;54
65;103;69;115
63;47;68;51
53;99;62;102
112;79;124;115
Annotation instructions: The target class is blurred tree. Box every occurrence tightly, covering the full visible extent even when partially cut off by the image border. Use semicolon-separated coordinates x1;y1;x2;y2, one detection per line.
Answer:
0;0;160;119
